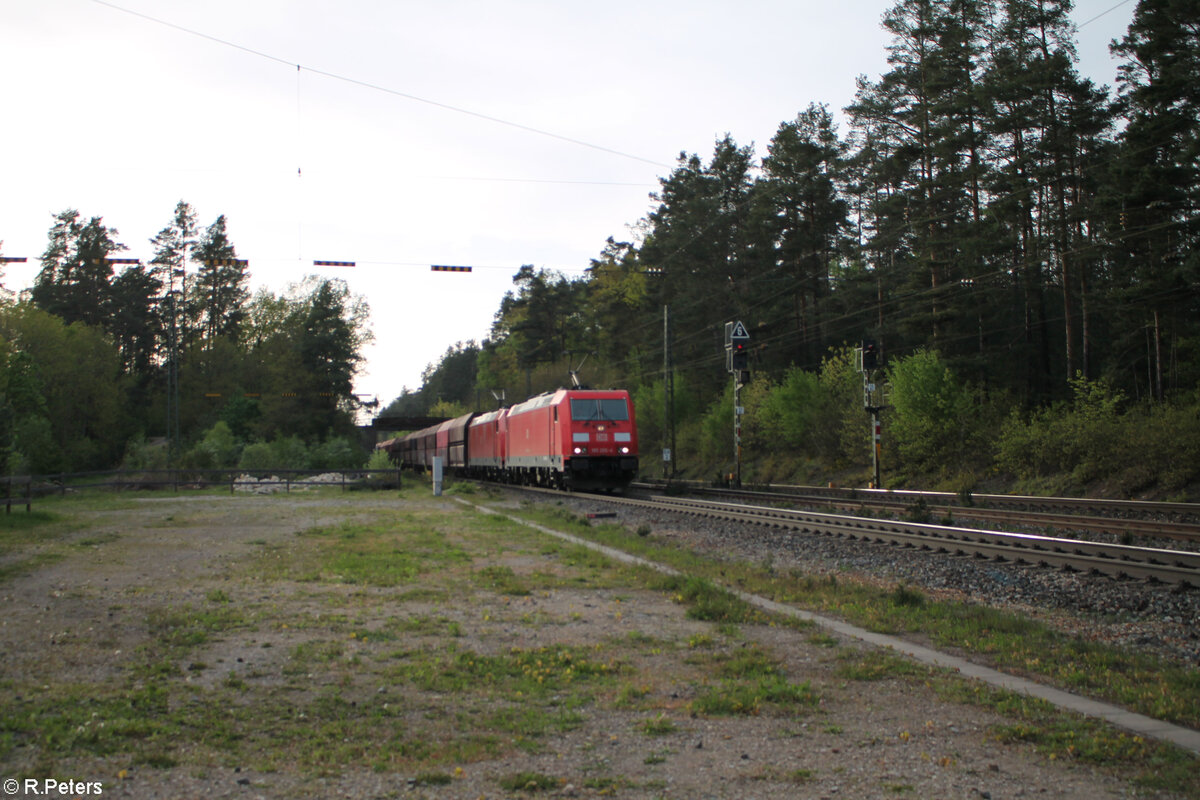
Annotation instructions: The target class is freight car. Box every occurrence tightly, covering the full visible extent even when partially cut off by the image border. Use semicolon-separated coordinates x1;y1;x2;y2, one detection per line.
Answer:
380;388;638;491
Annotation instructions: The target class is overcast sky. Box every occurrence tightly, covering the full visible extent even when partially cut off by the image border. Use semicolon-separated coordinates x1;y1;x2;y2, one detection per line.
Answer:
0;0;1136;413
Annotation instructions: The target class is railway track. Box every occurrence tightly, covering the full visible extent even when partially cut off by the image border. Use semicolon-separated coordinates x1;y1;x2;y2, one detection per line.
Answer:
590;489;1200;586
634;481;1200;546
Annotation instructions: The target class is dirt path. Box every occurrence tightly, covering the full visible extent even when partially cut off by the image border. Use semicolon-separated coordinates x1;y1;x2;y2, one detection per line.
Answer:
0;490;1176;799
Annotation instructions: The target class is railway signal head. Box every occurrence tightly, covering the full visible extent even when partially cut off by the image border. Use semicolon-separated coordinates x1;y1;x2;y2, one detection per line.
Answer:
862;340;880;371
731;341;749;371
725;320;751;380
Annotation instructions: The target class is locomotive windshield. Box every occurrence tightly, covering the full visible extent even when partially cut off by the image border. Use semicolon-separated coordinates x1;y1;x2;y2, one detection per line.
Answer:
570;397;629;421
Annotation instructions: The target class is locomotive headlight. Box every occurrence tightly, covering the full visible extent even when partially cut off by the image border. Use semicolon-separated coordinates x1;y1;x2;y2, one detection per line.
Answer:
573;447;583;454
620;446;630;454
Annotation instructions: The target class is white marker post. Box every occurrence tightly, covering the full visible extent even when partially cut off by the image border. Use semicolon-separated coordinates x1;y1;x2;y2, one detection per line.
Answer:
432;457;443;496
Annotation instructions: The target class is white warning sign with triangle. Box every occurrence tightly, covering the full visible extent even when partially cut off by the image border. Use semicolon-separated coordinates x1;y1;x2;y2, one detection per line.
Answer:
729;320;750;340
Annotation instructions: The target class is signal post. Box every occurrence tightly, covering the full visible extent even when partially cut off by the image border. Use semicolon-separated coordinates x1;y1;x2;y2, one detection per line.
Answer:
725;321;751;488
859;340;883;489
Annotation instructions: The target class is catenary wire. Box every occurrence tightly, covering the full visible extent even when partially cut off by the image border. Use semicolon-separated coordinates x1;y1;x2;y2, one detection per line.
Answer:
89;0;672;170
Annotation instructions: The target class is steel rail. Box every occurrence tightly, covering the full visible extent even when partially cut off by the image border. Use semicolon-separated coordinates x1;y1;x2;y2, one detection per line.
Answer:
675;485;1200;545
633;482;1195;544
634;480;1200;524
603;492;1200;586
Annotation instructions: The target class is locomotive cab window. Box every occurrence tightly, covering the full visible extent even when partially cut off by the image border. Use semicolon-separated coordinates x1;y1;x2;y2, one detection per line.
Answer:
570;398;629;421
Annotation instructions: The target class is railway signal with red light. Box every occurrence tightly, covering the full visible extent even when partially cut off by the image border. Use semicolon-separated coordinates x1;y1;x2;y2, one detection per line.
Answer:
862;340;880;371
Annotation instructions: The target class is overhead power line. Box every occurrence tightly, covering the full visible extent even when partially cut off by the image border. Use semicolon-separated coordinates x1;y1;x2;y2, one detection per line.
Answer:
90;0;672;170
1078;0;1134;28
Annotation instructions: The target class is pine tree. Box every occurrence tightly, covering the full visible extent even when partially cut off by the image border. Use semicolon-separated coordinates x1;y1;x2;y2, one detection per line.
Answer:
292;277;371;437
1106;0;1200;399
639;136;757;382
108;264;163;378
150;201;198;357
31;210;124;328
584;237;652;366
980;0;1111;398
846;0;992;359
758;104;851;369
191;215;248;346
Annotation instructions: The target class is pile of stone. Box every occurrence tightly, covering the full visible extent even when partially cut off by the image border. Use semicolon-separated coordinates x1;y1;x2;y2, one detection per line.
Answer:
232;473;349;494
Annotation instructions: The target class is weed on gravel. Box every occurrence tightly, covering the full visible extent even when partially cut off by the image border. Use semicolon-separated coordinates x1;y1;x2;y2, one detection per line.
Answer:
2;485;1197;799
0;487;831;797
500;492;1200;795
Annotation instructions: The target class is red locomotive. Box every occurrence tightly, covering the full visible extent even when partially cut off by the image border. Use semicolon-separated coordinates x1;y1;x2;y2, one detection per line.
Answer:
381;388;638;491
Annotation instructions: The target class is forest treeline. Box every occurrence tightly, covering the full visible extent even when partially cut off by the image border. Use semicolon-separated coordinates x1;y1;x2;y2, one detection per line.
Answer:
387;0;1200;496
0;201;373;474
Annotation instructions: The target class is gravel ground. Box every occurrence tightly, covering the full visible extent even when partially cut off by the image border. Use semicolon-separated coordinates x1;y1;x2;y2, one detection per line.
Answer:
1;489;1196;800
549;490;1200;668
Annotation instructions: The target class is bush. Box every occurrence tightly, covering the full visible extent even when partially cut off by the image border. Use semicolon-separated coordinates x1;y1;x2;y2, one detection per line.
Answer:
13;414;65;474
995;374;1124;481
201;421;240;467
886;350;978;473
755;368;821;452
818;347;869;468
122;435;169;472
269;435;310;470
236;435;310;473
310;437;364;470
365;448;393;470
237;442;274;472
634;373;710;475
994;376;1200;495
697;384;734;467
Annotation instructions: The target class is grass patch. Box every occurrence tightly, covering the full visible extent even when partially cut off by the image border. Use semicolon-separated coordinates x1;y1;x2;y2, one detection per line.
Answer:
639;713;677;736
498;771;560;792
73;531;121;547
937;680;1200;795
0;681;179;762
475;564;530;595
613;682;653;709
285;518;473;586
691;674;818;717
0;510;63;543
487;705;586;742
147;604;248;649
412;772;452;786
655;575;762;623
835;650;930;681
386;614;461;638
688;644;819;717
286;640;346;672
387;644;626;698
0;552;65;584
583;775;627;791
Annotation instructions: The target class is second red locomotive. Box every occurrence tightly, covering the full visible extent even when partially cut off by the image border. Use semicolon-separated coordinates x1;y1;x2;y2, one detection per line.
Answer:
381;388;639;491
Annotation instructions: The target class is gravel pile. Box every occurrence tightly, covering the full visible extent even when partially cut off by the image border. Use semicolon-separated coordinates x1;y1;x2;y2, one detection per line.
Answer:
233;472;350;493
553;492;1200;667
